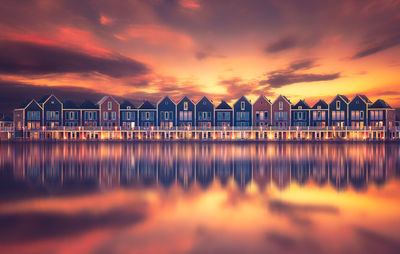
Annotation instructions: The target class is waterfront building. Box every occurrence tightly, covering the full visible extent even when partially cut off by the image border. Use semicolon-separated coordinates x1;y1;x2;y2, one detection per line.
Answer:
329;95;349;127
97;96;120;127
120;100;137;129
80;100;99;127
272;95;291;127
14;99;43;130
348;94;371;128
196;96;214;128
63;101;81;127
177;96;195;127
368;99;395;127
215;100;233;127
291;100;310;127
233;96;252;127
39;95;63;128
310;100;329;127
138;101;156;127
252;95;272;126
157;96;176;129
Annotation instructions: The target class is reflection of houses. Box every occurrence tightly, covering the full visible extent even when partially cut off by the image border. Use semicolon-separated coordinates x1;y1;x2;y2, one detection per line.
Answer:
252;160;271;191
233;158;252;189
272;161;290;190
329;158;348;191
291;159;310;186
196;157;214;189
177;160;195;190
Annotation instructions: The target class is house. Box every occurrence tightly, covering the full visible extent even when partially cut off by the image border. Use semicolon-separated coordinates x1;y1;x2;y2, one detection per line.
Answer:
215;100;233;127
310;100;329;127
196;96;214;128
368;99;395;127
97;96;120;127
272;95;291;127
138;101;156;127
177;96;195;127
63;101;81;127
157;96;176;129
329;95;349;127
349;94;372;128
14;100;43;130
39;95;63;128
120;100;138;129
252;95;272;126
291;100;310;127
0;113;13;128
80;100;99;127
233;96;252;127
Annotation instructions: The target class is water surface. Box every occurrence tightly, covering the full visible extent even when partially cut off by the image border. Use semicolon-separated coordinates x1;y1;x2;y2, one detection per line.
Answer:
0;142;399;254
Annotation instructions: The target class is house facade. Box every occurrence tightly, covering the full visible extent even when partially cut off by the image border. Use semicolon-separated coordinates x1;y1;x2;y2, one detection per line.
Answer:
177;96;195;127
252;95;271;126
349;95;371;128
329;95;349;127
39;95;63;128
215;101;233;127
291;100;310;127
120;100;137;129
63;101;81;127
80;100;99;127
310;100;329;127
157;96;176;129
196;96;214;128
368;99;395;127
138;101;156;127
272;95;291;127
98;96;120;127
233;96;252;127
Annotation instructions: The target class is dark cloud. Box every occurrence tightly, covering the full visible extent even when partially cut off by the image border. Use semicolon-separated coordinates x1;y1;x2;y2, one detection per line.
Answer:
0;40;149;78
266;36;298;53
289;59;316;71
0;207;146;243
268;199;339;215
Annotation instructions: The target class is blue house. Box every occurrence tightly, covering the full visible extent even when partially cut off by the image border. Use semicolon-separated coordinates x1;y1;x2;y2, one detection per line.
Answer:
310;100;329;127
39;95;63;128
329;95;349;127
233;96;252;127
215;100;233;127
349;94;371;128
138;101;156;127
177;96;195;127
20;100;43;130
196;96;214;128
120;100;137;129
157;96;176;129
291;100;310;126
80;100;99;127
63;100;81;127
368;99;394;127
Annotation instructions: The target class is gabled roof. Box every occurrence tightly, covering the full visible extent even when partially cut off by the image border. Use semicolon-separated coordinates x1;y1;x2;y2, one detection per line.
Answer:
370;99;392;109
177;96;195;105
233;96;251;106
80;100;98;109
254;95;272;105
25;99;43;110
38;94;51;104
216;100;232;110
272;95;292;105
312;99;328;109
351;94;372;104
16;99;33;109
120;100;136;109
196;96;213;105
63;100;79;109
96;95;119;106
139;101;156;109
40;94;63;106
336;94;349;103
157;96;176;106
292;100;310;109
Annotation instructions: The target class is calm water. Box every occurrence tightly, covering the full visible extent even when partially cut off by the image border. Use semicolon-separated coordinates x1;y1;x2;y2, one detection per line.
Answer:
0;142;399;254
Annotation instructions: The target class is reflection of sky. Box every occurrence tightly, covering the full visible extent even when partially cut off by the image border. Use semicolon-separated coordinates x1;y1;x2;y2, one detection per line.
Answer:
0;143;399;253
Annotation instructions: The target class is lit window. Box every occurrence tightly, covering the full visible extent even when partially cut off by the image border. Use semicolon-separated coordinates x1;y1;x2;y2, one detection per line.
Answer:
336;101;340;110
108;101;112;110
184;102;188;110
241;101;245;110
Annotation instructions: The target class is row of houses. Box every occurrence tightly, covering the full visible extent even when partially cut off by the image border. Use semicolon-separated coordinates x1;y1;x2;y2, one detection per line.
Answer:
13;94;395;130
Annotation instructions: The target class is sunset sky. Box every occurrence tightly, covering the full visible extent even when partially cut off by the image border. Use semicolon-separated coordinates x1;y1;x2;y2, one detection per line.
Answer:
0;0;400;112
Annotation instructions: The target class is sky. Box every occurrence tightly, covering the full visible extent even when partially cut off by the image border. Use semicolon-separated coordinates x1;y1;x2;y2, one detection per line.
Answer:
0;0;400;113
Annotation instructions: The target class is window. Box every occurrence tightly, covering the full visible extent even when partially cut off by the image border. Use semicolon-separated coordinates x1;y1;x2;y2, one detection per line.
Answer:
127;106;131;109
317;106;321;109
279;101;283;110
217;112;222;120
184;102;188;110
145;112;150;120
203;112;207;120
336;101;340;110
108;102;112;110
360;111;364;120
112;112;116;120
255;112;260;120
104;112;108;120
70;112;74;120
241;101;245;110
264;112;268;120
127;112;131;120
298;106;302;109
297;112;302;120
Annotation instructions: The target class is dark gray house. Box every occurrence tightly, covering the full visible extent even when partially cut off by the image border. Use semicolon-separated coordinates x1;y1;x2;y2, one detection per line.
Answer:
177;96;195;127
349;94;371;128
233;96;252;127
215;100;233;127
329;95;349;127
138;101;156;127
157;96;176;129
120;100;137;129
310;100;329;127
291;100;310;127
63;100;81;127
39;95;63;128
80;100;99;127
196;96;214;128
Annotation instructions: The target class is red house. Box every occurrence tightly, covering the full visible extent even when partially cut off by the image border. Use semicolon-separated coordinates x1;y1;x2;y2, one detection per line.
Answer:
97;96;120;127
272;95;292;127
252;95;272;126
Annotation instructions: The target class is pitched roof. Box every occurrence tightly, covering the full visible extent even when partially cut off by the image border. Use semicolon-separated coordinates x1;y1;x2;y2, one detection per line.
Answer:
16;99;32;109
63;100;79;109
312;100;328;109
255;95;272;104
234;96;250;106
197;96;213;105
370;99;392;109
292;100;310;109
38;94;51;104
359;94;372;104
139;101;156;109
96;95;119;105
216;100;232;110
120;100;136;109
273;95;292;105
80;100;98;109
177;96;195;105
337;94;349;103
